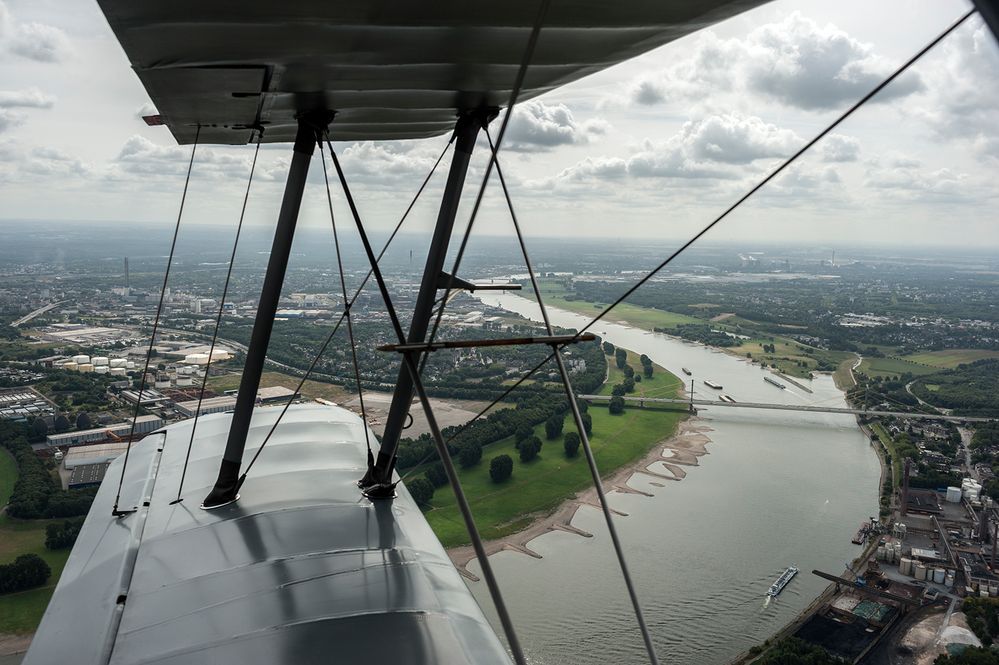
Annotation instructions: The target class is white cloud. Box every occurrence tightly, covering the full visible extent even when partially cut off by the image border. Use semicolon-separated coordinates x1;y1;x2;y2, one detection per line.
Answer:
0;108;23;134
819;134;860;162
0;87;55;108
0;1;71;63
915;18;999;162
622;12;922;111
504;101;609;151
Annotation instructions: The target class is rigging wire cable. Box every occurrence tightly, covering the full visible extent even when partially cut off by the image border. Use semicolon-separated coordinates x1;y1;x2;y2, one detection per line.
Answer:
486;126;660;665
325;139;529;665
420;0;552;374
318;130;375;466
112;124;201;516
172;130;261;504
238;134;454;481
566;7;976;346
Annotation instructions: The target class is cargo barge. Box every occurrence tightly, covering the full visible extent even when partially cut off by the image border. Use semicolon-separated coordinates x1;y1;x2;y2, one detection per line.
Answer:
764;376;787;389
768;566;799;597
703;379;723;390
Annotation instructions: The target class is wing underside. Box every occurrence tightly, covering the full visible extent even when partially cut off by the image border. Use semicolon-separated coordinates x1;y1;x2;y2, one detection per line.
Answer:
97;0;768;144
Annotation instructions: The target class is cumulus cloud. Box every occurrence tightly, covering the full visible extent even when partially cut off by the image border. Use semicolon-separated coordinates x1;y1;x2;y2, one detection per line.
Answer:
864;162;973;202
21;146;90;177
819;134;860;162
915;18;999;162
0;1;71;62
622;12;922;111
504;101;609;151
0;108;23;134
534;113;802;188
0;87;55;108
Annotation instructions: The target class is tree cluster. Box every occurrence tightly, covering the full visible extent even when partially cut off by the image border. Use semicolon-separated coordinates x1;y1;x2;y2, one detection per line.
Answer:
45;517;85;550
490;455;513;483
1;421;96;519
0;554;51;595
639;354;653;378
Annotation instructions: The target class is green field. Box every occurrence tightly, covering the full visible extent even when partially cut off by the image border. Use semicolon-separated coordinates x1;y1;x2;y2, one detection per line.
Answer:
208;370;350;403
729;338;852;381
871;423;899;491
902;349;999;369
536;280;700;331
419;351;686;548
0;448;16;508
0;515;72;633
857;356;939;379
598;349;683;399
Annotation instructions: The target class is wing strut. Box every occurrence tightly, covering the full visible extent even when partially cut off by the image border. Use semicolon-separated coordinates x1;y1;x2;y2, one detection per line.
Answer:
202;112;332;509
359;109;494;494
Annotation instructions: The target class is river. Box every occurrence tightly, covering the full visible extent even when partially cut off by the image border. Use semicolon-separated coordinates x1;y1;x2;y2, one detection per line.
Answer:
466;292;881;665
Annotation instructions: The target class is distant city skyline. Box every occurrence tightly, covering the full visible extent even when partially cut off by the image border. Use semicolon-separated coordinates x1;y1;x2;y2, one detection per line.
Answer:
0;0;996;247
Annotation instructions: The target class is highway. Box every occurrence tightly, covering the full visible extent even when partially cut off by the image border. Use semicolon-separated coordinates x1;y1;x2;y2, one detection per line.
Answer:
578;394;994;423
11;300;66;327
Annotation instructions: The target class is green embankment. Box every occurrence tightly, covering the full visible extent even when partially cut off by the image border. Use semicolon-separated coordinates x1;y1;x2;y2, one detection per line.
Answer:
857;356;938;378
0;515;72;633
423;357;685;548
902;349;999;369
870;423;899;492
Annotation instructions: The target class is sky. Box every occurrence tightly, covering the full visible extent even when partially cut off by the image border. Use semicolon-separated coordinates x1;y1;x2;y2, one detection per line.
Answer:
0;0;997;248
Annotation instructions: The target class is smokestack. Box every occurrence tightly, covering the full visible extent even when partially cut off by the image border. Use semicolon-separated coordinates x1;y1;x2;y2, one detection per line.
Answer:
992;522;997;570
901;458;911;517
981;507;989;544
124;257;129;288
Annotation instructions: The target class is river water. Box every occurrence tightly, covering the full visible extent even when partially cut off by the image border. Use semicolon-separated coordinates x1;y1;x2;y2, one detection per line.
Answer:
466;292;881;665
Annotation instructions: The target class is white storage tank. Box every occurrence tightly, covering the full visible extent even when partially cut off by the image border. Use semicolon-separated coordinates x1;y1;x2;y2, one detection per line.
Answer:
933;568;946;584
61;362;78;372
914;564;928;581
876;546;886;561
94;366;109;375
982;589;991;598
109;358;127;368
92;356;109;366
72;354;90;364
78;363;94;373
946;571;956;587
946;487;963;503
109;367;126;376
899;557;913;576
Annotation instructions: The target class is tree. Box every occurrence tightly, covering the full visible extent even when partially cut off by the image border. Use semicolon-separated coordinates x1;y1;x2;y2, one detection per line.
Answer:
424;463;449;488
31;418;48;439
578;400;588;414
515;425;534;443
609;396;625;415
406;478;434;508
639;353;651;367
563;431;581;458
611;384;626;397
458;442;482;468
615;348;627;369
544;415;564;440
45;518;85;550
602;342;615;356
622;365;635;379
623;377;635;393
76;412;92;430
581;413;592;434
643;364;653;378
490;455;513;483
54;414;70;432
517;436;542;462
634;374;642;383
0;554;51;594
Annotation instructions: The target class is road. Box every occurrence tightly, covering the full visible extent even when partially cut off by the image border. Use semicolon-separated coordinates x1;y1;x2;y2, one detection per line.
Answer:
10;301;65;327
579;394;995;423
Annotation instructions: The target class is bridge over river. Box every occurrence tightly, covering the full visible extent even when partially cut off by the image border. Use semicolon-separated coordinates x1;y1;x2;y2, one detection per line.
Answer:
578;394;994;424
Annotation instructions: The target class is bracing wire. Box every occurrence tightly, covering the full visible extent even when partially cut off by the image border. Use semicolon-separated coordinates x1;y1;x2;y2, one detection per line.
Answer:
238;134;454;481
325;138;529;665
420;0;552;374
112;125;201;516
172;130;261;504
318;130;375;466
567;7;976;345
485;126;661;665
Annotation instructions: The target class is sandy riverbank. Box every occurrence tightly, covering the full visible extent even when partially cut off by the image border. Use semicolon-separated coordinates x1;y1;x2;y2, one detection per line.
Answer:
448;419;713;580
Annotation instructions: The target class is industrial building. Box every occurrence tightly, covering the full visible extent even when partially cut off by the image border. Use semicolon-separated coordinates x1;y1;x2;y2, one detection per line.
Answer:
68;462;111;489
45;415;164;447
63;441;137;470
0;388;55;421
175;395;237;418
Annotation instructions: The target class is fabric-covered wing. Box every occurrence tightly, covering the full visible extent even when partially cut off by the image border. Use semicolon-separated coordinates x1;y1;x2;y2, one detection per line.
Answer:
97;0;768;145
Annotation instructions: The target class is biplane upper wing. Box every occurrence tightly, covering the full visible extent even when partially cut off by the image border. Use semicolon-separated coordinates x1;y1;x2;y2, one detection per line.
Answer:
97;0;769;144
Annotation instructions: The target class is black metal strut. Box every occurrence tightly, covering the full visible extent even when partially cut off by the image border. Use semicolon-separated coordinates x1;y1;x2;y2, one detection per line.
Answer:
360;108;495;494
202;112;332;509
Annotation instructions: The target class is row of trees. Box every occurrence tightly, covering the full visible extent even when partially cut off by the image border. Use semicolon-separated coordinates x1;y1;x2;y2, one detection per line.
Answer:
45;517;86;550
1;421;96;519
